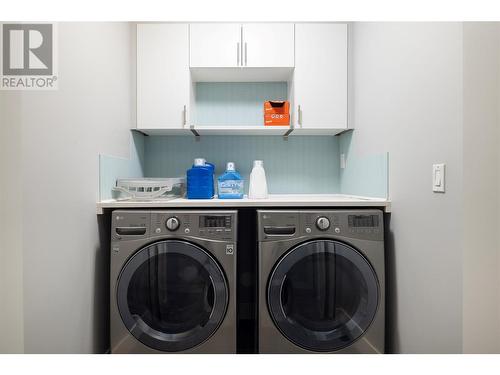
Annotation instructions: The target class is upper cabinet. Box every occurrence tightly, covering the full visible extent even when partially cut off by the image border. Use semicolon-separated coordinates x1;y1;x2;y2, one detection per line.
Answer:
241;23;294;67
190;23;294;68
137;23;190;130
189;23;242;68
136;22;349;135
293;23;348;130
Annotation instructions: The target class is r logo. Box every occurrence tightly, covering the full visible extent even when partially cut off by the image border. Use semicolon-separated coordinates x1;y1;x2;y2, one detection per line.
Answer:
2;24;53;75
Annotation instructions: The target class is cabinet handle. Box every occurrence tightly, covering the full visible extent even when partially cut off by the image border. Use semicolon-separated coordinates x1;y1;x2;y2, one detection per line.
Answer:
298;105;302;126
183;105;187;127
244;42;247;66
237;42;240;66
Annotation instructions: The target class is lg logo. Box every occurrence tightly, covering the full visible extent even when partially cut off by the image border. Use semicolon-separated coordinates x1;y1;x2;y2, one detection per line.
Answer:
1;23;57;90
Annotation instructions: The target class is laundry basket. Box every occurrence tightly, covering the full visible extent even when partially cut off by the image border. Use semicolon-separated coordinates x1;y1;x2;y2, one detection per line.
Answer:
112;178;185;201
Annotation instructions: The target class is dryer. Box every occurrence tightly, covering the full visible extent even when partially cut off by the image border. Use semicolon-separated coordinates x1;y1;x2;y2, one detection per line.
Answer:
258;210;385;354
110;210;237;353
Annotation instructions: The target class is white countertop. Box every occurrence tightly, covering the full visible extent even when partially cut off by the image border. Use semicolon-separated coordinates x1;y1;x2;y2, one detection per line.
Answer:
97;194;390;214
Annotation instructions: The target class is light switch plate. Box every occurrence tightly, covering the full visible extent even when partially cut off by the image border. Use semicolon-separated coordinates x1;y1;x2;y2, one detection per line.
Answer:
433;163;445;193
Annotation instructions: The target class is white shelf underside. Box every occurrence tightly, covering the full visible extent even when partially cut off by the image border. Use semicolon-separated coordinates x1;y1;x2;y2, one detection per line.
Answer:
136;127;349;136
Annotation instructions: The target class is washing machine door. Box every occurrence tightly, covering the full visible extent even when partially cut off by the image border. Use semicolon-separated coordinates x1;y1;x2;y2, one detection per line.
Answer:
117;240;228;352
267;240;379;352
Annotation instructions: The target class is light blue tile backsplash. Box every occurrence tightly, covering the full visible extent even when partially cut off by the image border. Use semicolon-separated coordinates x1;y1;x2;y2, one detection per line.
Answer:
338;131;389;198
99;129;390;199
99;131;145;200
339;153;389;198
144;135;340;194
194;82;288;126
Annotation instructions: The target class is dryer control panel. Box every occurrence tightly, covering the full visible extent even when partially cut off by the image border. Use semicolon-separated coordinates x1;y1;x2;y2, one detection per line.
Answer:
258;210;384;242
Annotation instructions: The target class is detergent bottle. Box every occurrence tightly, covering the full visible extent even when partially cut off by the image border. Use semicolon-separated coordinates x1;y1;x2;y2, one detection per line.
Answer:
248;160;268;199
218;162;244;199
187;158;215;199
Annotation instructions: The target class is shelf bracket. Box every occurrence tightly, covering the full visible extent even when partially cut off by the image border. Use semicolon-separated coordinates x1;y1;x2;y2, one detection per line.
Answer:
131;129;149;137
334;128;354;137
190;125;201;142
283;127;294;141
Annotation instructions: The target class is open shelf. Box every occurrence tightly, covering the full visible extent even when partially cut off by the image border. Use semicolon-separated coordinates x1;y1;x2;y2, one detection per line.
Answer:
193;82;289;127
135;126;349;137
194;125;289;135
136;79;348;137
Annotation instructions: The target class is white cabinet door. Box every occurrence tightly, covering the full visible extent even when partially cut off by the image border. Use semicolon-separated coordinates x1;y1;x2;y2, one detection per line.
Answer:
294;23;348;129
137;24;190;129
242;23;294;67
190;23;242;67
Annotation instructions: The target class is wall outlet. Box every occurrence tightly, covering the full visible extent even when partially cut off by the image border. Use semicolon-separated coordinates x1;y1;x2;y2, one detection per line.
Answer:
340;153;346;169
433;164;445;193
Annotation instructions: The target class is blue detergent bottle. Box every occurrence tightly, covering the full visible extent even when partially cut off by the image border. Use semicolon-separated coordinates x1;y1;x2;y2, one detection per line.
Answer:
218;162;244;199
187;158;215;199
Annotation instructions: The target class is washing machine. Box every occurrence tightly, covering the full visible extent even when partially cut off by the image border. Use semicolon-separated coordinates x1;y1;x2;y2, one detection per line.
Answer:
110;210;237;353
258;210;385;354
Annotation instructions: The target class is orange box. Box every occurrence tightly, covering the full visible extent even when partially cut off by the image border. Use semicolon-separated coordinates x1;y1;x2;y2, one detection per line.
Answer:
264;113;290;126
264;101;290;126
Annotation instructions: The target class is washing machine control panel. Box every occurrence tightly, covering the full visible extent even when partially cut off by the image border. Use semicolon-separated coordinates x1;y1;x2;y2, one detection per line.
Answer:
303;211;383;240
258;210;383;241
111;211;236;241
306;211;383;241
151;211;236;241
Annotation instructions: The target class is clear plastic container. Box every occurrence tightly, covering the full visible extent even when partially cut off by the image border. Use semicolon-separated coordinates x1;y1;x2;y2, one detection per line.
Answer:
113;178;185;201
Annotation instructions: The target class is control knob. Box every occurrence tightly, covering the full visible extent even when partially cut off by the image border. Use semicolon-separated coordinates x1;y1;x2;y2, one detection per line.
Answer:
316;216;331;231
165;217;180;231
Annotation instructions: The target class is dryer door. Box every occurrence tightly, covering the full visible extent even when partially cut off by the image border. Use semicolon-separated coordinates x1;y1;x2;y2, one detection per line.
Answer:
117;240;228;352
267;240;379;352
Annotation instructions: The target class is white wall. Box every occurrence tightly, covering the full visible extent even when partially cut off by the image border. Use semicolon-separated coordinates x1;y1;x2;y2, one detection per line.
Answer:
0;22;135;353
351;23;464;353
0;92;24;353
462;22;500;353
